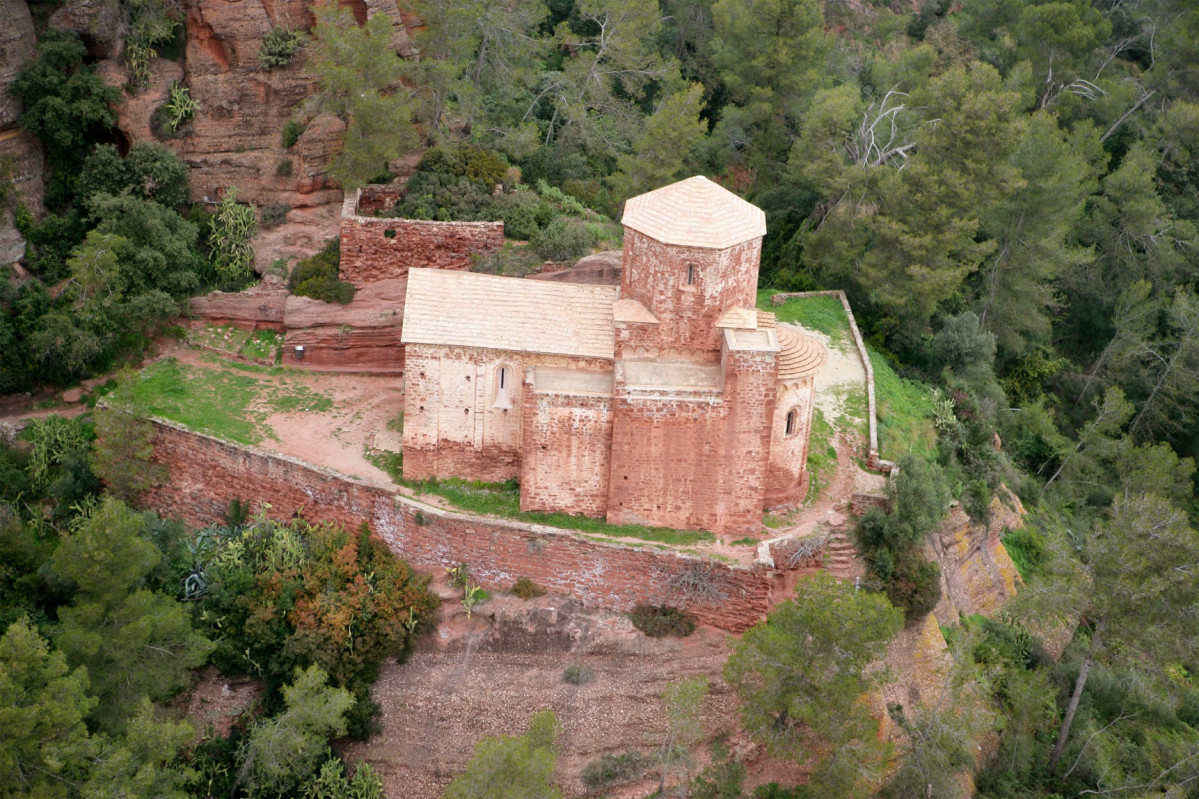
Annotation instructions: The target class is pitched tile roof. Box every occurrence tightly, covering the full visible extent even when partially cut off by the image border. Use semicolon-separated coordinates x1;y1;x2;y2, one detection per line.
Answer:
401;269;619;359
621;175;767;249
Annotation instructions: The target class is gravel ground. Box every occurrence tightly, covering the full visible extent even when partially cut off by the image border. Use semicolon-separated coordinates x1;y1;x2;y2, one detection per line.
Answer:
342;588;806;798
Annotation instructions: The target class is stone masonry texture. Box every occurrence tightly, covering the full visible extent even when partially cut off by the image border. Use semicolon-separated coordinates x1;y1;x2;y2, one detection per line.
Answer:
339;190;503;285
140;419;776;632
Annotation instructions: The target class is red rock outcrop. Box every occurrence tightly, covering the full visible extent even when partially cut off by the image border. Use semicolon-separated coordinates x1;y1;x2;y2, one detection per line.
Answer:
929;490;1024;624
48;0;122;58
0;0;36;130
279;277;406;371
187;282;288;328
0;0;40;263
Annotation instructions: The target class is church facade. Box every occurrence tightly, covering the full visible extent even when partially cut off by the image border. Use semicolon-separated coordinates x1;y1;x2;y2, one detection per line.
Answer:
400;176;826;536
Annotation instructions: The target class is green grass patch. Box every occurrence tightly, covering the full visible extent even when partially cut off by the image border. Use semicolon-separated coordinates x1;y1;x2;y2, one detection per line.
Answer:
868;349;937;462
132;359;262;444
366;449;404;482
400;476;715;546
730;537;759;546
805;407;837;502
757;290;851;349
239;329;283;364
130;358;334;445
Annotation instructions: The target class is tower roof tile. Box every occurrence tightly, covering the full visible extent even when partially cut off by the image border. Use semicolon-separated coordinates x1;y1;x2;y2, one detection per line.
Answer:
621;176;766;249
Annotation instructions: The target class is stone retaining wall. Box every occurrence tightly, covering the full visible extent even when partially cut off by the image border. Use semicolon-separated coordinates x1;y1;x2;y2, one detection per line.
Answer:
771;290;895;473
140;418;777;632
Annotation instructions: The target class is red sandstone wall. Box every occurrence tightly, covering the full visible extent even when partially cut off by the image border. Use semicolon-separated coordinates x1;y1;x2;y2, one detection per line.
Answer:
139;419;773;632
605;348;775;536
519;387;614;517
339;194;503;286
619;229;761;359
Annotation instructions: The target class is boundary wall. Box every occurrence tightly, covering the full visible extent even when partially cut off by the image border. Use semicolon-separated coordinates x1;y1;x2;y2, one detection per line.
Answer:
771;290;895;473
339;188;503;285
140;418;778;632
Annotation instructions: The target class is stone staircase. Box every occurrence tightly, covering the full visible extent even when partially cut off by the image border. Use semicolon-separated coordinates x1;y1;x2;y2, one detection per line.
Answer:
821;527;864;579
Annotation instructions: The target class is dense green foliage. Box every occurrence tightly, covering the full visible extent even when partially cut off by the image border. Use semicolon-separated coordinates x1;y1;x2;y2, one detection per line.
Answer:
0;415;432;798
194;514;438;733
854;455;949;620
287;238;356;304
309;6;418;190
3;32;264;393
725;575;903;797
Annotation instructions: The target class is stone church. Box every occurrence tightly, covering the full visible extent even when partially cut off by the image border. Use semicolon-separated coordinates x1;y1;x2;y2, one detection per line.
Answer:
400;176;826;536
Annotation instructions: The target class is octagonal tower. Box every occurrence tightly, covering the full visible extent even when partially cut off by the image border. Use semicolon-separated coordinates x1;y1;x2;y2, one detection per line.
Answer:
618;176;766;361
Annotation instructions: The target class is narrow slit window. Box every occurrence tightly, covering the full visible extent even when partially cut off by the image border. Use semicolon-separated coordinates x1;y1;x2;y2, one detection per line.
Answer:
493;365;514;410
686;263;696;285
785;409;797;437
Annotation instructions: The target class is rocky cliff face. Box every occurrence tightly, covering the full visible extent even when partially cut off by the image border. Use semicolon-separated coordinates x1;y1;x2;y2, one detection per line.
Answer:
0;0;41;264
929;489;1025;624
2;0;421;268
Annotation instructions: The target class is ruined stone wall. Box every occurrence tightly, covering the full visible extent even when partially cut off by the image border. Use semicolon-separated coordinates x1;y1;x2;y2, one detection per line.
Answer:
619;229;760;359
519;387;614;517
339;191;503;285
403;344;611;483
139;419;774;631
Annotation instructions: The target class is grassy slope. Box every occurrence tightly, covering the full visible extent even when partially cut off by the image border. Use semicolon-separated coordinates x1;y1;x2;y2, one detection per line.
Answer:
131;357;332;445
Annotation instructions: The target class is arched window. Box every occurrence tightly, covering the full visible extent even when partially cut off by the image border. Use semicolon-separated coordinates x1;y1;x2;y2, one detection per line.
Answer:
492;364;514;410
686;263;696;285
785;408;797;437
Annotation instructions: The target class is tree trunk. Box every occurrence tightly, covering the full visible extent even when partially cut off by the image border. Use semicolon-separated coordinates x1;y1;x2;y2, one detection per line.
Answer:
1049;616;1107;776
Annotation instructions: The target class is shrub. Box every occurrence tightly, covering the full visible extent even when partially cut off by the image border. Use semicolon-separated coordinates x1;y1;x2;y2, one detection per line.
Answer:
198;518;438;702
259;26;304;69
394;172;493;221
471;243;543;277
294;276;355;304
276;160;293;177
281;120;305;149
260;203;290;229
512;576;547;599
163;82;197;133
288;238;340;290
490;189;551;241
563;663;594;685
531;218;591;261
853;455;949;621
150;103;179;140
209;187;257;286
1001;524;1045;581
629;605;696;638
414;144;508;187
581;751;652;791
